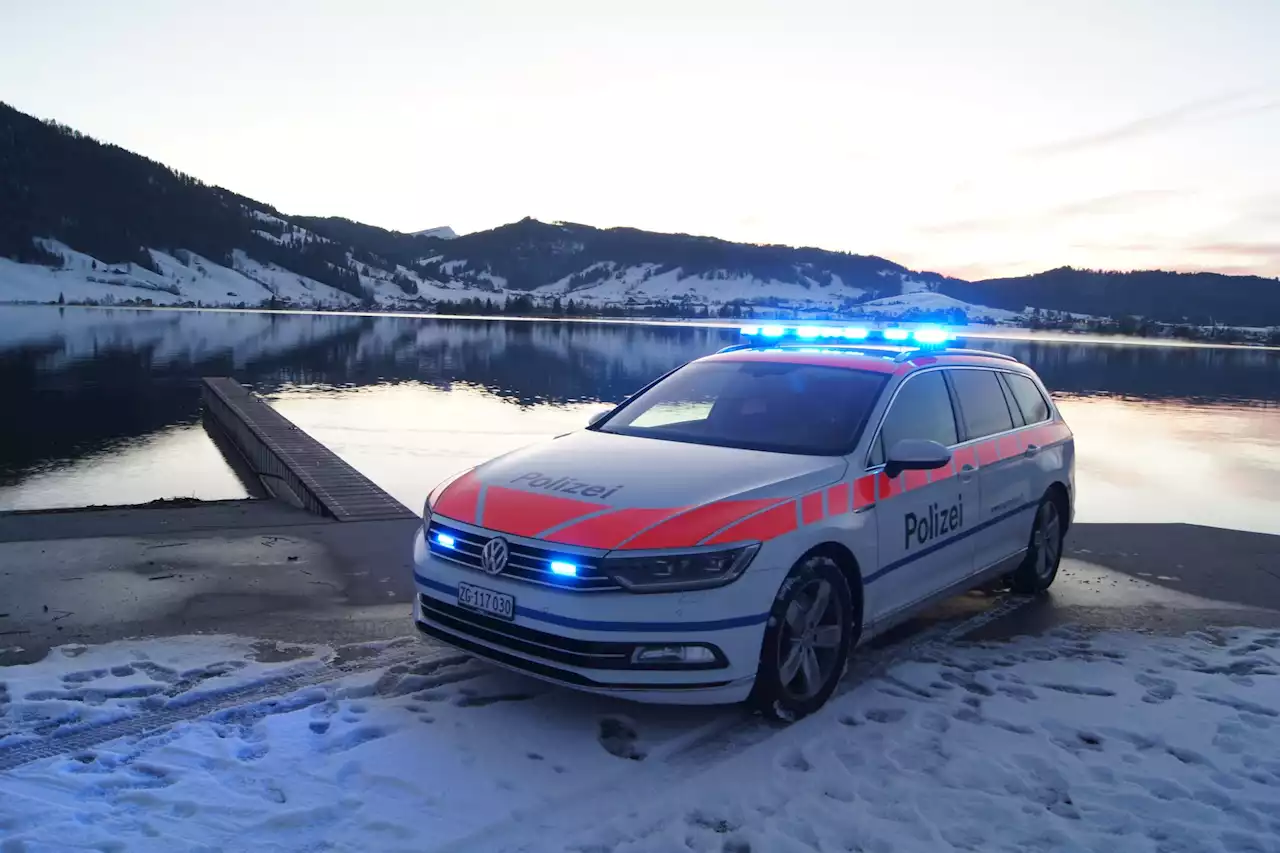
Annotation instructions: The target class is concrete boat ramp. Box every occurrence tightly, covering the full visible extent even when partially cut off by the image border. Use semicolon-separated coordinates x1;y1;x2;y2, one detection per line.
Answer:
2;379;1279;668
0;378;422;664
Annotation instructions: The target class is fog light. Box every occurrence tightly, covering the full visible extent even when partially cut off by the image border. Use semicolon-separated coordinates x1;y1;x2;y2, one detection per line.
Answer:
631;645;719;666
549;561;578;577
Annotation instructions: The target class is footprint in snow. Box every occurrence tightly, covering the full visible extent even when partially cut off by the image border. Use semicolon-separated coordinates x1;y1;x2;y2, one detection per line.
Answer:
61;668;109;684
864;708;907;724
237;742;270;762
1135;673;1177;703
778;747;812;773
318;724;392;755
598;716;646;761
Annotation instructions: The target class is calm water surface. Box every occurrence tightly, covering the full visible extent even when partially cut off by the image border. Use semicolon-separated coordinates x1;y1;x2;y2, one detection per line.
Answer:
2;307;1277;534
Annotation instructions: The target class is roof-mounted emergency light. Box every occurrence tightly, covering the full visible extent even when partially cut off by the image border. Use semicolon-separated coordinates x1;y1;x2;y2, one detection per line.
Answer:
737;324;958;348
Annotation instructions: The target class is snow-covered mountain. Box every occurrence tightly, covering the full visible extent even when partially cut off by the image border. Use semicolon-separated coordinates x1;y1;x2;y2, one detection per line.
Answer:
0;100;995;319
4;100;1275;324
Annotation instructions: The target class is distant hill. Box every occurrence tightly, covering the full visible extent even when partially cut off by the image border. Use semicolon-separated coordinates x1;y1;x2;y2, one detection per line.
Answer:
0;102;486;308
944;267;1280;328
1;100;1277;324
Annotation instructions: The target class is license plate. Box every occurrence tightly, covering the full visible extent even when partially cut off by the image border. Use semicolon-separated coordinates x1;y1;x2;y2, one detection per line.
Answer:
457;582;515;621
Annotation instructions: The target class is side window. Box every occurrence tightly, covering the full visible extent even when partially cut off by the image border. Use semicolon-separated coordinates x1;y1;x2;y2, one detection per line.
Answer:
996;374;1026;428
869;431;886;467
873;371;958;465
1003;373;1052;424
949;369;1015;440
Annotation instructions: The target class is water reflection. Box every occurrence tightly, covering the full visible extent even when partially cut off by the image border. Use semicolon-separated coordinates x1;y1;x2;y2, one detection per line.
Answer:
1;307;1278;530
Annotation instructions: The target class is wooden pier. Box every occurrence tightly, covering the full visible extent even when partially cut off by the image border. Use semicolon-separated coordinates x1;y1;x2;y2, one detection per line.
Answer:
201;377;416;522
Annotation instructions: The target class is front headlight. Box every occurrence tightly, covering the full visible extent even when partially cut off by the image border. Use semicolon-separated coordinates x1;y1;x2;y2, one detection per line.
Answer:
602;544;760;593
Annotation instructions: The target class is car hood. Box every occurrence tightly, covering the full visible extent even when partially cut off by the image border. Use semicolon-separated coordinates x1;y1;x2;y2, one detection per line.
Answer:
431;429;848;550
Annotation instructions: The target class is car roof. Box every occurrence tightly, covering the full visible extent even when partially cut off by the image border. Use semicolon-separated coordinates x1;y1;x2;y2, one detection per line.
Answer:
700;344;1030;377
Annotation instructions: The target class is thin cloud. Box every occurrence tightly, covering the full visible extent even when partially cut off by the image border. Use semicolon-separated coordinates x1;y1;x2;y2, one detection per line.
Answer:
919;190;1184;235
1020;92;1254;158
1191;242;1280;258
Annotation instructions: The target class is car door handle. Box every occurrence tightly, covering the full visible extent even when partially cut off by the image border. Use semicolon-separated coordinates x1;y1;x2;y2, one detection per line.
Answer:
1024;444;1041;458
959;463;975;482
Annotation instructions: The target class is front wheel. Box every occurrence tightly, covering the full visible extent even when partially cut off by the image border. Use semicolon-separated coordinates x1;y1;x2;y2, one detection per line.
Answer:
750;554;854;721
1010;493;1064;594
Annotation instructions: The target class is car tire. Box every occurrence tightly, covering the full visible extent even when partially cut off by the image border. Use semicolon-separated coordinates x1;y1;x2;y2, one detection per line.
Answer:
1009;492;1065;594
749;553;855;722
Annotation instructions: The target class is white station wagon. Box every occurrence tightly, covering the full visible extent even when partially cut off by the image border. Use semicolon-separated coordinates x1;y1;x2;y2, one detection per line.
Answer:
413;325;1075;719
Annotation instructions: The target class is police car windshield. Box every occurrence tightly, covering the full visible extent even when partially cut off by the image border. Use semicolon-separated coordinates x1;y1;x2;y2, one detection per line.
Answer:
596;361;887;455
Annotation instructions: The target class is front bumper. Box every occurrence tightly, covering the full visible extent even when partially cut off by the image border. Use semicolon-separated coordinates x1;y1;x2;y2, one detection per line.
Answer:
411;526;774;705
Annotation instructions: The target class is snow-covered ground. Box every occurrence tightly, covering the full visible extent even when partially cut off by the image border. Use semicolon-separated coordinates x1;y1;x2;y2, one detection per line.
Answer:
2;626;1277;852
1;240;1017;321
0;241;362;309
534;264;868;308
856;290;1019;322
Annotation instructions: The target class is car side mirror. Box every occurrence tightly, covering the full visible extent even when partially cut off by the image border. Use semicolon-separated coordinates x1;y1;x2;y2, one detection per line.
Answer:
588;410;609;427
884;439;952;479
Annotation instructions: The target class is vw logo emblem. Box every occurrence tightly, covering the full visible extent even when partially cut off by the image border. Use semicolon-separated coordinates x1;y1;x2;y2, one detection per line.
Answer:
480;537;509;576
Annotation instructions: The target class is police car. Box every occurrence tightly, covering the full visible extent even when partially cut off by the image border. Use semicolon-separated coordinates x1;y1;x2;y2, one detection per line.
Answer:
413;325;1074;719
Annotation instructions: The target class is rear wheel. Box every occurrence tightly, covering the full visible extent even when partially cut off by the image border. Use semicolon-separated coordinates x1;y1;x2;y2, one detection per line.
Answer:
1010;494;1064;594
750;554;854;721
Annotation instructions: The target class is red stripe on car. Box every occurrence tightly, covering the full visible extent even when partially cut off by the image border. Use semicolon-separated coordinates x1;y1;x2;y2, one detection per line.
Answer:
433;470;482;524
704;501;799;545
902;468;930;492
622;499;779;549
541;506;688;549
853;475;876;508
976;440;1001;466
801;492;824;525
826;482;851;515
481;486;609;538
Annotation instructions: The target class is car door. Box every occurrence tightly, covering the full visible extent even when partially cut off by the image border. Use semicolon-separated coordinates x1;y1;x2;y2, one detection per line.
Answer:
865;369;978;623
948;368;1034;574
1000;368;1059;520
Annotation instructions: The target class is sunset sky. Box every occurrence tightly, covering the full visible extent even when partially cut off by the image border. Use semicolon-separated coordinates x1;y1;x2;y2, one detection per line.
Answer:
2;0;1277;279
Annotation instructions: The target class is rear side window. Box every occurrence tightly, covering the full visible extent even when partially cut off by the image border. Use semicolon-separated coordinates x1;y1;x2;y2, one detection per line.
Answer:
996;374;1026;428
949;369;1015;440
1003;373;1052;424
872;371;958;465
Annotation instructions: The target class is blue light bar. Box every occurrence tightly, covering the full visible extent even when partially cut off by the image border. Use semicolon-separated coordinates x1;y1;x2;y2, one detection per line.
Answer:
912;326;951;345
434;532;456;549
549;561;579;577
736;324;959;349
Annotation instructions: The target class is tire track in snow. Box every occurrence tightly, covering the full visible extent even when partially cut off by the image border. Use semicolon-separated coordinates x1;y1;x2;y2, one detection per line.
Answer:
432;592;1033;853
0;641;466;773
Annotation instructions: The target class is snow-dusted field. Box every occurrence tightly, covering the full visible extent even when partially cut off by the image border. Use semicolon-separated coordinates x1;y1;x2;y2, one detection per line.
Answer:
2;627;1277;853
0;239;1018;320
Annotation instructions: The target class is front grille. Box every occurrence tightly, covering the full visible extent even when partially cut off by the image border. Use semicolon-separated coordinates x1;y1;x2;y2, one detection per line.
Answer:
426;520;620;592
415;621;733;690
419;594;633;669
418;594;727;673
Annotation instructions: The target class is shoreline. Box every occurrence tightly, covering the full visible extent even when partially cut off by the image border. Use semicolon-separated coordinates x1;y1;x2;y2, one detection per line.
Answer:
3;302;1278;352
